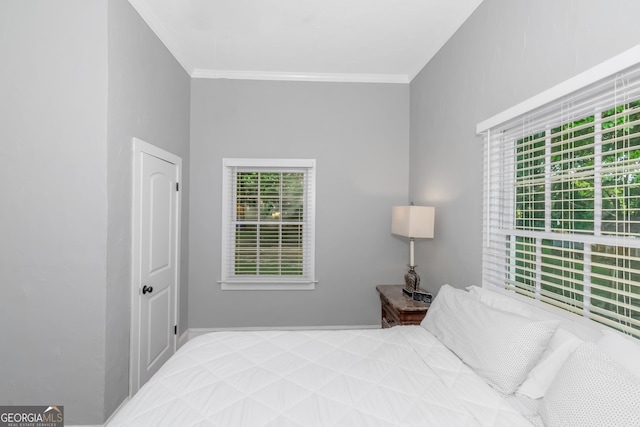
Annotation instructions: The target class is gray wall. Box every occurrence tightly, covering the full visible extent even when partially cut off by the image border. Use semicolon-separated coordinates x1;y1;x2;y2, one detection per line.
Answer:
106;0;191;420
189;79;409;328
0;0;190;424
0;0;108;424
409;0;640;294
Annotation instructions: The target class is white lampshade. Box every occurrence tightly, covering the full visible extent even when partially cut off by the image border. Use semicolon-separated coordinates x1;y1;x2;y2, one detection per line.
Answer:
391;206;435;238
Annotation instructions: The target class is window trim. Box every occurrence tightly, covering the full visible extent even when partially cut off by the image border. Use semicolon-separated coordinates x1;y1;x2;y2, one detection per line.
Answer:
220;158;316;291
477;44;640;133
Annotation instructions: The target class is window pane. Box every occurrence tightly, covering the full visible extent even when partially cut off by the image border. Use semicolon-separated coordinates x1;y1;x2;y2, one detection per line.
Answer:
235;224;257;275
540;239;584;308
282;172;304;222
282;224;303;275
510;236;537;294
550;117;595;234
516;133;546;231
259;224;280;274
591;245;640;336
236;172;258;221
601;101;640;237
260;173;281;222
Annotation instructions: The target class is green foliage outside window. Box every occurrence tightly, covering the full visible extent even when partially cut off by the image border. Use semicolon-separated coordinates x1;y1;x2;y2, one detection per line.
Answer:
512;101;640;337
602;101;640;235
234;172;304;276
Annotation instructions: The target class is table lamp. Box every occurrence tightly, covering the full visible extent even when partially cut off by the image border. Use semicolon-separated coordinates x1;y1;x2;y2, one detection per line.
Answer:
391;205;435;296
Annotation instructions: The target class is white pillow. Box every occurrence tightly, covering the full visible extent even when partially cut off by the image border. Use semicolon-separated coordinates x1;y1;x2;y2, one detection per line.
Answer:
516;328;583;399
422;284;559;394
466;285;536;317
539;342;640;427
596;330;640;378
467;285;579;398
467;285;603;342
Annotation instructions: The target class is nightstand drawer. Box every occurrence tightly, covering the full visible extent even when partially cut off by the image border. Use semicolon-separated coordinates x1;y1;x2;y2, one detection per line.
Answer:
381;316;398;328
376;284;429;328
381;299;400;327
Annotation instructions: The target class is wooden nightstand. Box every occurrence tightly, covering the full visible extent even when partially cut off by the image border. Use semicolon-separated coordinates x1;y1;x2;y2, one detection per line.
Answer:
376;284;430;328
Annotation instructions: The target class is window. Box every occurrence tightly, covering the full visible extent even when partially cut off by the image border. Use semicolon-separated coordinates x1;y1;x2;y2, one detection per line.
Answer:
480;55;640;338
221;158;316;290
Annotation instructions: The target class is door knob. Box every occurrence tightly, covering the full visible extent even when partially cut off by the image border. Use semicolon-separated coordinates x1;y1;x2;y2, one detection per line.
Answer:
142;285;153;295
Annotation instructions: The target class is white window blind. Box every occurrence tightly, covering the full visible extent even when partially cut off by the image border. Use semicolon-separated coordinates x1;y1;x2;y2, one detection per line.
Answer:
221;158;316;290
482;62;640;338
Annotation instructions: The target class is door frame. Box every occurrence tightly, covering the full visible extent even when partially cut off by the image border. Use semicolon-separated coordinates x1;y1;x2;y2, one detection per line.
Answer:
130;137;182;396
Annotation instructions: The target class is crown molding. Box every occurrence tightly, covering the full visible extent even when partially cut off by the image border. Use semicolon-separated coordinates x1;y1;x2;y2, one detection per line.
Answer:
191;69;410;84
130;0;411;84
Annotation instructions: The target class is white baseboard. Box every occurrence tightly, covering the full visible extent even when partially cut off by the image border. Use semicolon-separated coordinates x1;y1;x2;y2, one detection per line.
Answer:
178;328;189;348
188;324;380;341
93;394;130;427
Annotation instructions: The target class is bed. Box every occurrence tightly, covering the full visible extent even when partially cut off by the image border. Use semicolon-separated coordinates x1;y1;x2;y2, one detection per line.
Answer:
107;285;640;427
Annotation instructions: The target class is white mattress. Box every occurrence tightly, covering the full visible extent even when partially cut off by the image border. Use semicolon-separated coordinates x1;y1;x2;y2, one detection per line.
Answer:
108;326;533;426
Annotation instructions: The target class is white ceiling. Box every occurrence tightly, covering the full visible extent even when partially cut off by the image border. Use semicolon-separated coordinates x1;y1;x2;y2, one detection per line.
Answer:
127;0;483;84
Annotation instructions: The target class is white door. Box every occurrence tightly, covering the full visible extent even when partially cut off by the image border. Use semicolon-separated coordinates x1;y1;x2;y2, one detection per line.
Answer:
131;138;181;395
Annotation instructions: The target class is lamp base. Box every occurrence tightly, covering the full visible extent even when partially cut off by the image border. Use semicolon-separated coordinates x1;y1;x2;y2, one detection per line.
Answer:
403;265;420;296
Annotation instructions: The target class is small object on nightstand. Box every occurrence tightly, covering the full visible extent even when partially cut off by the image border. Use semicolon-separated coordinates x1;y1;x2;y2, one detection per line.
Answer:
376;284;430;328
412;290;432;303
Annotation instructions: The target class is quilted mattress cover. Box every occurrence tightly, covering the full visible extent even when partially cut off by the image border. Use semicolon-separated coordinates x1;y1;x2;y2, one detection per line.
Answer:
107;326;533;426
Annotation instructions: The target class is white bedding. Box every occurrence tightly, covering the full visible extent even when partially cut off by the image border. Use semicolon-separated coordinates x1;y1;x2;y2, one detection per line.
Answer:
108;326;532;427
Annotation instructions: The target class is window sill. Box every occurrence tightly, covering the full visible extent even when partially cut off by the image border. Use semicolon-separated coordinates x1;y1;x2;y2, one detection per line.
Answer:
219;280;316;291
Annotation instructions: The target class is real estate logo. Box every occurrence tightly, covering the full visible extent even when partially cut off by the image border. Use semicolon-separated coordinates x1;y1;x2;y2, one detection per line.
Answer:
0;405;63;427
